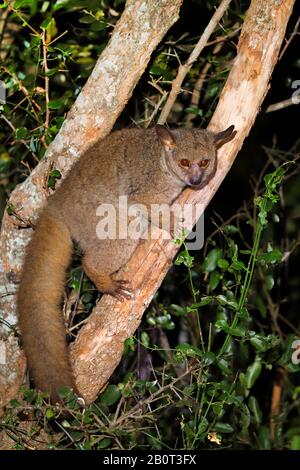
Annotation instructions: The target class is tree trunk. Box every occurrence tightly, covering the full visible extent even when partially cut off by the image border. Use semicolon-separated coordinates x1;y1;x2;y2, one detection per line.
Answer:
0;0;184;408
70;0;295;403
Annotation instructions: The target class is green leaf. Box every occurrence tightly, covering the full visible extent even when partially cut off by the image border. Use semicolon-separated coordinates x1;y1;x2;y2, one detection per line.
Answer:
212;402;223;417
278;335;299;366
79;15;95;24
153;313;175;330
90;21;107;32
217;358;230;374
141;331;150;347
50;169;61;178
257;425;271;450
9;399;21;408
215;319;245;337
264;167;284;195
197;417;208;437
46;69;58;77
15;0;34;8
209;271;221;290
45;408;55;419
228;326;245;337
57;386;72;399
254;295;267;318
48;169;62;189
250;333;279;352
245;359;262;389
175;250;194;267
53;0;69;11
215;318;228;331
206;83;220;99
98;438;111;449
290;436;300;450
259;249;283;264
248;396;262;425
189;296;213;308
213;422;234;433
258;208;268;226
70;431;84;441
265;274;274;290
202;248;222;272
176;343;201;357
100;384;120;407
239;372;247;390
48;99;64;110
238;307;250;320
23;387;36;403
30;36;41;48
217;259;229;269
61;420;71;428
239;404;251;430
184;106;203;117
40;17;52;30
146;316;156;326
150;64;164;75
124;337;135;354
169;304;186;316
202;351;215;366
223;225;239;234
250;336;267;352
231;259;246;271
287;362;300;373
183;384;196;397
149;61;173;80
15;127;27;139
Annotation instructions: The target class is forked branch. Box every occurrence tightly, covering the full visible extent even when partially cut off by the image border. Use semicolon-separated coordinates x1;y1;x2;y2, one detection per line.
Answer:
70;0;295;403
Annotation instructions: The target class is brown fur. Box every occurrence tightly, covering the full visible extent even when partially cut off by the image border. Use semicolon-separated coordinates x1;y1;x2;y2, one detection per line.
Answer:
17;125;236;401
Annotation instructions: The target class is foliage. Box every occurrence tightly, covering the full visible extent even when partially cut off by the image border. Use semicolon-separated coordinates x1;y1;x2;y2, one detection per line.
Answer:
1;0;300;451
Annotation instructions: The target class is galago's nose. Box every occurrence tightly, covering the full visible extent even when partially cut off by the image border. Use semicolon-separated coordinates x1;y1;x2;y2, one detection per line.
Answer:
188;163;202;187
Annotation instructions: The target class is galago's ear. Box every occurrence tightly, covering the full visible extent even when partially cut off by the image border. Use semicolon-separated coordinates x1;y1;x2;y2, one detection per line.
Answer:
155;125;176;151
214;125;237;149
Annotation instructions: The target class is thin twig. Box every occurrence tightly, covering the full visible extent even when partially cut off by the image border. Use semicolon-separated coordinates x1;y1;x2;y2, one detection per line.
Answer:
1;114;39;161
1;66;41;117
0;2;11;55
145;91;167;128
48;29;68;46
114;366;198;426
278;15;300;61
265;96;300;113
42;30;50;133
158;0;232;124
269;368;285;441
185;41;223;126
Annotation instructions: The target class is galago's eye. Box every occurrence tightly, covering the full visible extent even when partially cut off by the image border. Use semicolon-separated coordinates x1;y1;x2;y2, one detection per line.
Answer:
179;158;191;168
199;159;209;168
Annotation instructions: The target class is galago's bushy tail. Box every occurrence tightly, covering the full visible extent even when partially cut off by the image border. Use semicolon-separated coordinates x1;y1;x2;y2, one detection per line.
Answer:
17;209;74;402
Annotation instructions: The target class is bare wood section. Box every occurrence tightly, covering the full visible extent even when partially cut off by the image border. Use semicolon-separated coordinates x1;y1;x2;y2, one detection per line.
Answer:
71;0;295;403
0;0;184;408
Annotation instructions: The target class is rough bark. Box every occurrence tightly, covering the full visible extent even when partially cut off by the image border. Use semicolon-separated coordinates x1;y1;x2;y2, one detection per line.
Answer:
70;0;295;403
0;0;184;408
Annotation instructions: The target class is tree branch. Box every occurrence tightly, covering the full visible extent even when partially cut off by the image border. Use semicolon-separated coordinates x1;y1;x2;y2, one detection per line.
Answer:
0;0;184;408
70;0;295;404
